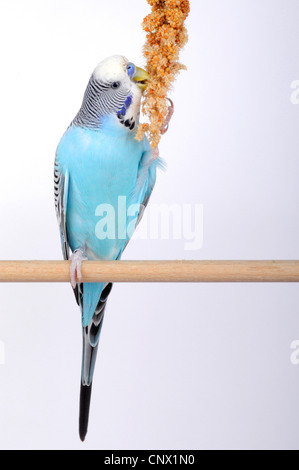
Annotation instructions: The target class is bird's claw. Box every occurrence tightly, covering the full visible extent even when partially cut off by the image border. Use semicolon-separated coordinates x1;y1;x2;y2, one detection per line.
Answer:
70;250;88;289
160;98;174;136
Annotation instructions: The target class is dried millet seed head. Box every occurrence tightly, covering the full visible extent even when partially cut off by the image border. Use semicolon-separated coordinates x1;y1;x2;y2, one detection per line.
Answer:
136;0;190;150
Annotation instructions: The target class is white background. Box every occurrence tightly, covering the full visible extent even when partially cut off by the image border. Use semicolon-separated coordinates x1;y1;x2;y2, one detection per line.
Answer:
0;0;299;450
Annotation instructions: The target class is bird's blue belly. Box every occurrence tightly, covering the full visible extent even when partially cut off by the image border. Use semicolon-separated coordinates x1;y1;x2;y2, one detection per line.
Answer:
57;125;144;260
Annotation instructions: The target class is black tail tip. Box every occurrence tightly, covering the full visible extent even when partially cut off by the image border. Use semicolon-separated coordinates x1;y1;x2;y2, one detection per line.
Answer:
79;383;93;442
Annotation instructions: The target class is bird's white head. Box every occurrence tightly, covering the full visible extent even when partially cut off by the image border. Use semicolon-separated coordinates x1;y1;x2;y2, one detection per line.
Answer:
73;55;149;131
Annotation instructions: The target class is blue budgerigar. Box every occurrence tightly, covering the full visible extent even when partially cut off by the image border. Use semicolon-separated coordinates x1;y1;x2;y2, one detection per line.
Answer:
54;55;173;441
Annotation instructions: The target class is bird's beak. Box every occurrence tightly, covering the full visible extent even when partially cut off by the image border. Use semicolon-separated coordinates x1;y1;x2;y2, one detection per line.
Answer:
132;66;149;92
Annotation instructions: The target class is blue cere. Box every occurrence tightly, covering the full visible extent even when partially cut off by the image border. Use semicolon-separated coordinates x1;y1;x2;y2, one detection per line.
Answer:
126;62;135;78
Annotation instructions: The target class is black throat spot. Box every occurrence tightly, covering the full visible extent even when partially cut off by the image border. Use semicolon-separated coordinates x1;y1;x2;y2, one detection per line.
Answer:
118;113;135;131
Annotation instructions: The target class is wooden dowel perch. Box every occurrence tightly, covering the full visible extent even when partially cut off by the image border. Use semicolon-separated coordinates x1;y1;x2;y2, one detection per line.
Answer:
0;261;298;283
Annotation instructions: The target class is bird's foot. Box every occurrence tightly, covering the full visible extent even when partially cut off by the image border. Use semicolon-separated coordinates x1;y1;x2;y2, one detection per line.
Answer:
70;249;88;289
152;99;174;160
160;98;174;135
152;146;160;160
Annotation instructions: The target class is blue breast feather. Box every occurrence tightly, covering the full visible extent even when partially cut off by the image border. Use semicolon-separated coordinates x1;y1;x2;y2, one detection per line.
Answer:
56;117;156;326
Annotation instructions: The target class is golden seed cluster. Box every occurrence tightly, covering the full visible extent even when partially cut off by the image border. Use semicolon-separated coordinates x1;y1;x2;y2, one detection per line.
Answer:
136;0;190;149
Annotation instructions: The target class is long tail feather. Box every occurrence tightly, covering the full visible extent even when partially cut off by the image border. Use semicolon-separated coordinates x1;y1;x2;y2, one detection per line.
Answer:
79;384;93;442
78;282;113;441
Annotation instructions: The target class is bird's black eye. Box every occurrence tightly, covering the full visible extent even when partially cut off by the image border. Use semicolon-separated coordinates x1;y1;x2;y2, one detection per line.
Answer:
111;81;121;89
